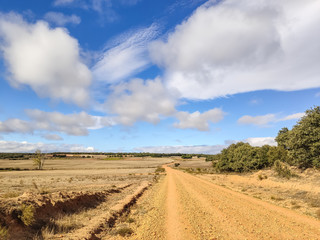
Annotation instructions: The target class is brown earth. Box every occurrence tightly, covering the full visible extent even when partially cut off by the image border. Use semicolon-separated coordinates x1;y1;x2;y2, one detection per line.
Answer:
111;165;320;240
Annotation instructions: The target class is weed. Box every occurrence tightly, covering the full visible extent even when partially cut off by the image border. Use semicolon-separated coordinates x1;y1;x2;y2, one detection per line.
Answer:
32;181;39;191
308;198;320;208
274;160;296;179
258;174;268;180
271;196;285;201
155;167;165;173
114;226;134;237
0;226;8;240
292;205;301;209
19;204;35;226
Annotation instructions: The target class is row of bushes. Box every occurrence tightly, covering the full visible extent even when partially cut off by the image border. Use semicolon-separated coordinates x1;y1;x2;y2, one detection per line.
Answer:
213;143;287;172
211;106;320;172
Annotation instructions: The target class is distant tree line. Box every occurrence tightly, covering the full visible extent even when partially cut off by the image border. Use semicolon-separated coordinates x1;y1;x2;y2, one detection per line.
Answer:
210;106;320;172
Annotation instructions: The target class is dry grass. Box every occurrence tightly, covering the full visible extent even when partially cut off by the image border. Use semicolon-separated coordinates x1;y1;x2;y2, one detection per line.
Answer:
197;167;320;220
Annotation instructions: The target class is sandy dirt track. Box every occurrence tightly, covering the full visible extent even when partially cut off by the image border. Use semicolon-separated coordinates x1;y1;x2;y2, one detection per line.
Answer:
128;166;320;240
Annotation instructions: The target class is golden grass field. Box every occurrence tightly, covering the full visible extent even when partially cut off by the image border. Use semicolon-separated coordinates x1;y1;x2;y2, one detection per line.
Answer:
0;156;319;239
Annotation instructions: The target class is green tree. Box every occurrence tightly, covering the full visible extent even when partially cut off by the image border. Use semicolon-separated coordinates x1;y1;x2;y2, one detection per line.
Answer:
275;127;290;149
33;149;45;170
287;106;320;168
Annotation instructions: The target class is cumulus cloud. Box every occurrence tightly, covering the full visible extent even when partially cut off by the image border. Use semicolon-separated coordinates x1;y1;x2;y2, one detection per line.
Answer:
0;119;32;133
134;144;225;154
174;108;225;131
238;114;276;127
92;24;159;84
0;140;95;153
238;112;305;126
0;13;91;106
44;12;81;26
42;134;64;141
150;0;320;100
244;137;276;147
0;110;114;136
105;78;176;125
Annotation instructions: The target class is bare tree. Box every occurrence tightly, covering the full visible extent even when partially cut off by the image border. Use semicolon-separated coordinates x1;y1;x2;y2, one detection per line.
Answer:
33;149;45;170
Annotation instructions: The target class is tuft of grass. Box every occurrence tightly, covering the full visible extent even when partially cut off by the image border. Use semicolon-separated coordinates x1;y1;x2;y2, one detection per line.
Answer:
19;204;35;226
155;167;165;173
114;226;134;237
271;195;285;201
258;174;268;180
308;198;320;208
0;226;8;240
32;181;39;191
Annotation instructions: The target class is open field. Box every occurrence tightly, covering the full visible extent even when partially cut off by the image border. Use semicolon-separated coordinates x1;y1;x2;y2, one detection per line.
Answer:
0;156;172;239
1;156;320;239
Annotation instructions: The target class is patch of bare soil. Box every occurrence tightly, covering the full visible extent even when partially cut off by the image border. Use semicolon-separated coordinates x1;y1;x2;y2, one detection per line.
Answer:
114;166;320;240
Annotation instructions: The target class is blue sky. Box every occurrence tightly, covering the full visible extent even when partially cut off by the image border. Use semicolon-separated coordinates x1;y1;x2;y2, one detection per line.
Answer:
0;0;319;153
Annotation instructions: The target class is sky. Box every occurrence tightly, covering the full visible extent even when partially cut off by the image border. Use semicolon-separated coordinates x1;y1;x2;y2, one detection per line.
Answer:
0;0;319;154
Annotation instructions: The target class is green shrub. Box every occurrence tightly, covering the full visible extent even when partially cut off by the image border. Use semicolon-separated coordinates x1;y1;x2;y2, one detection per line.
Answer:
19;204;35;226
274;160;294;179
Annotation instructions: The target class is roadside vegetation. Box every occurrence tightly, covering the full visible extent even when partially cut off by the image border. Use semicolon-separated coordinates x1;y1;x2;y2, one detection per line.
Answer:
210;106;320;174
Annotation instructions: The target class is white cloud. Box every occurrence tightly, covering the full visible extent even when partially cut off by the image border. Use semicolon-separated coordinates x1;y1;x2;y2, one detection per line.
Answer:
42;134;64;141
44;12;81;26
135;137;277;154
0;140;95;153
0;110;114;136
244;137;276;147
134;144;225;154
105;78;176;125
150;0;320;100
0;118;32;133
0;13;91;106
238;114;276;127
238;112;305;126
279;112;305;121
174;108;225;131
315;92;320;98
92;24;159;84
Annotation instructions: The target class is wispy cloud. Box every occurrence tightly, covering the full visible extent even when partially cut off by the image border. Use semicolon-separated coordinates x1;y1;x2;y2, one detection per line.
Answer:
92;24;159;84
44;12;81;26
238;112;305;127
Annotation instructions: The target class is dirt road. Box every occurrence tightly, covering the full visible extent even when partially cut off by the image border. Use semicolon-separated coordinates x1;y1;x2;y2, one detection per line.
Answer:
128;166;320;240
